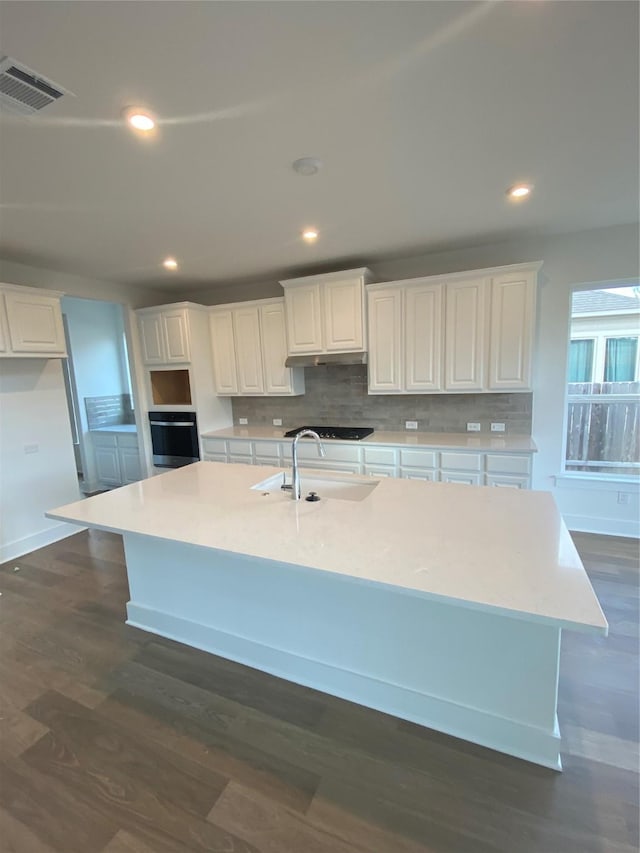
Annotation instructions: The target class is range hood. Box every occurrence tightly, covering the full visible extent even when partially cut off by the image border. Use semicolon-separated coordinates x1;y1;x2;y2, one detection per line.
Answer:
285;352;368;368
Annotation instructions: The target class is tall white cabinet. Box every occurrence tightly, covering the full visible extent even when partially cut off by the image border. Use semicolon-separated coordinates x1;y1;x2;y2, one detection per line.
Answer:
209;298;304;396
367;262;540;394
280;268;372;355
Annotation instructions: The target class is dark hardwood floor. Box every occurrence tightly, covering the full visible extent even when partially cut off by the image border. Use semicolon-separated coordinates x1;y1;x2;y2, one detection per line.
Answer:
0;529;637;852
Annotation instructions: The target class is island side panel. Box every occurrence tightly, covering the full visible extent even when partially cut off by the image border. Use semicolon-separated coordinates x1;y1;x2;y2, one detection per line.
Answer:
122;532;563;770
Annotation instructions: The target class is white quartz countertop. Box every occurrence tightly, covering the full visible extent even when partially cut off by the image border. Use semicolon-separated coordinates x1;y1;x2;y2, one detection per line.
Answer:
90;424;137;434
201;426;537;453
47;461;605;635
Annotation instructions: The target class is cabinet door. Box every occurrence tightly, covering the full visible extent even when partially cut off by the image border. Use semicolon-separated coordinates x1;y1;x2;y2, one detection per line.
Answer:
284;284;323;354
119;446;142;484
4;291;66;354
94;444;121;485
0;296;8;353
405;283;443;392
485;474;530;489
399;467;437;482
234;307;265;394
488;271;536;390
209;310;238;394
324;277;364;351
162;309;190;362
139;313;165;364
367;288;402;392
440;471;482;486
444;277;488;391
260;302;294;394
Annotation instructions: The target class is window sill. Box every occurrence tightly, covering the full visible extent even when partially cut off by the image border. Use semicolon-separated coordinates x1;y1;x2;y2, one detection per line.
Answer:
553;473;640;492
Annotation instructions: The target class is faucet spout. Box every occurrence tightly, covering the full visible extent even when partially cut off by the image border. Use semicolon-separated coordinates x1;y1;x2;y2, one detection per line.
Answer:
291;430;326;501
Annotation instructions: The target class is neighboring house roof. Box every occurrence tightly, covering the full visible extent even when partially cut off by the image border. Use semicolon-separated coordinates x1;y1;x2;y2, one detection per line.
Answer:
572;289;640;315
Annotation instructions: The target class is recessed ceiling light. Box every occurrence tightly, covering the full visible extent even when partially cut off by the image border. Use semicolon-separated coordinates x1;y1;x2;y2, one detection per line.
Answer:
162;257;178;270
123;106;156;132
302;229;319;242
292;157;322;176
506;183;533;200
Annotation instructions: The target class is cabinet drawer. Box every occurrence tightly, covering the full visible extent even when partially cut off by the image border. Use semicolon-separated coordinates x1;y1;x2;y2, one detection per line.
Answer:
399;448;437;469
485;454;531;475
440;471;482;486
227;439;252;457
485;474;530;489
363;464;396;478
297;442;360;464
202;438;227;455
203;454;228;464
363;446;397;466
440;451;482;472
400;467;437;482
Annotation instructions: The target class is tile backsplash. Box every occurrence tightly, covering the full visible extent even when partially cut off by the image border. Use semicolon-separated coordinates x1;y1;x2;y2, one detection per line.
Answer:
85;394;134;430
231;365;532;433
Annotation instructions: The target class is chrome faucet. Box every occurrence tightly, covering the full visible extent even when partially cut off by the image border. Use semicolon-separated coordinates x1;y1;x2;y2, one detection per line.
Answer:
291;429;325;500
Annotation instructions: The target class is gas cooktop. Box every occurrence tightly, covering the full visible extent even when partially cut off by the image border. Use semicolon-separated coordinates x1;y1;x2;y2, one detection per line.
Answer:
283;425;374;441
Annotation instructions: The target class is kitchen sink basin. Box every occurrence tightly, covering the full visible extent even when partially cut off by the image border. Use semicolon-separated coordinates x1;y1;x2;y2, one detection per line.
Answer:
251;471;379;502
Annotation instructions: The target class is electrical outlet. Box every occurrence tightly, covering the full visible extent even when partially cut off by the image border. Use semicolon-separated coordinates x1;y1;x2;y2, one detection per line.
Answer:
466;423;481;432
24;444;39;454
618;492;630;505
272;418;282;427
238;418;248;425
405;420;418;430
491;423;506;433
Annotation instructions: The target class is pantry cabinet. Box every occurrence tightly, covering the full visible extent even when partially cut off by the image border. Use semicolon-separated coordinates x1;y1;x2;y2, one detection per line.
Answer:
137;305;191;364
280;268;372;355
367;262;540;394
209;298;304;396
0;283;66;357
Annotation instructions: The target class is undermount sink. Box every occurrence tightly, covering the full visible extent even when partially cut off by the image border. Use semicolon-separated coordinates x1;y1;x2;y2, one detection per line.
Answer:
251;471;379;502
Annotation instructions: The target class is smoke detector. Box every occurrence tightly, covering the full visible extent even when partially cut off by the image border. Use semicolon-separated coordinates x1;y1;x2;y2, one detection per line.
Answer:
0;56;71;116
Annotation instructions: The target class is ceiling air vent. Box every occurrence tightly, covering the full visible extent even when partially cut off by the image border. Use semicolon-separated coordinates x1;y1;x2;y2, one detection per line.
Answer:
0;56;69;116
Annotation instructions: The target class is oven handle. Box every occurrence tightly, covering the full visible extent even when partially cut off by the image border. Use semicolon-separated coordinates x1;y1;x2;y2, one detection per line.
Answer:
150;421;195;427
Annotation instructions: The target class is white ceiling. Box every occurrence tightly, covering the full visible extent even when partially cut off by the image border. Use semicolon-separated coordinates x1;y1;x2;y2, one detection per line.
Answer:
0;1;638;292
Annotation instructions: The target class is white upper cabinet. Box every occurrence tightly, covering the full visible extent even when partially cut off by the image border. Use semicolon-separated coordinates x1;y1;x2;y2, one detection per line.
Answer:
209;309;238;394
138;305;191;364
405;282;443;392
209;298;304;396
367;287;403;392
260;301;295;394
234;306;265;395
444;277;488;391
280;268;372;355
488;270;537;390
367;263;540;395
367;279;443;394
0;284;66;357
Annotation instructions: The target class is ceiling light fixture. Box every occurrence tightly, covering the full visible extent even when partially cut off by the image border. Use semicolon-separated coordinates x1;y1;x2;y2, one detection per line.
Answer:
506;183;533;200
162;257;178;270
302;229;319;243
123;106;156;133
292;157;322;176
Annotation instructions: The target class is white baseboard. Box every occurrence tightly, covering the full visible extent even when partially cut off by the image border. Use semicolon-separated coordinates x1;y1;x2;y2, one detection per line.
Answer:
564;514;640;538
0;522;86;563
127;602;562;771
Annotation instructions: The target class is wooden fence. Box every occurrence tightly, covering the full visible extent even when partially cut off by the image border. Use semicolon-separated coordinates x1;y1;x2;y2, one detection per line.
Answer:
566;382;640;475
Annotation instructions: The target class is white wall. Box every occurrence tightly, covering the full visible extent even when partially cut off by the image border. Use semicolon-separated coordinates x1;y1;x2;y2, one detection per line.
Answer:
0;359;82;562
62;297;131;492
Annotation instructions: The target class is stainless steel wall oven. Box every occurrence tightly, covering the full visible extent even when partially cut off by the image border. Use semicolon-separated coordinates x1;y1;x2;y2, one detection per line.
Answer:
148;411;199;468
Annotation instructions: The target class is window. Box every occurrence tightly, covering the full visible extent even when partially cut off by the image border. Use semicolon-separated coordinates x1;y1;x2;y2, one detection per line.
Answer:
568;339;594;382
565;286;640;477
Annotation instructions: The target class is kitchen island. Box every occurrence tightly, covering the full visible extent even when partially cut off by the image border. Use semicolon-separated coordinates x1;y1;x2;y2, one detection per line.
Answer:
46;461;607;770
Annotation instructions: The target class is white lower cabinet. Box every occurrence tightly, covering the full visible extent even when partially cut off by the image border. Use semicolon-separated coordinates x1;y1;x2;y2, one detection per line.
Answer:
199;435;533;488
92;430;141;488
